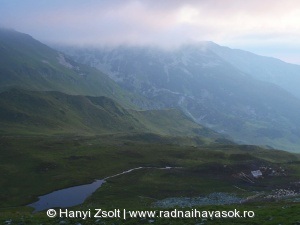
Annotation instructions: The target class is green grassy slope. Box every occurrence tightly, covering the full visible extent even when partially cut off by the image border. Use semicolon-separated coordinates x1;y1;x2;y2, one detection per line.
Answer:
0;89;221;138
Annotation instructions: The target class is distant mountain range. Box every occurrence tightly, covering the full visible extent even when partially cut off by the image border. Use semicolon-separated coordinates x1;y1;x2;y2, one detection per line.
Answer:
59;43;300;152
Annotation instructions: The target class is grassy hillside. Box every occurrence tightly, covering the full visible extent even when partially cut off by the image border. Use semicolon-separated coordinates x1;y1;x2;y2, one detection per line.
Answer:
0;89;221;139
0;28;154;109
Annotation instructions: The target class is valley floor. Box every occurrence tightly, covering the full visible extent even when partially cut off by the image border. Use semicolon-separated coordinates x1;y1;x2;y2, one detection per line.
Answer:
0;134;300;224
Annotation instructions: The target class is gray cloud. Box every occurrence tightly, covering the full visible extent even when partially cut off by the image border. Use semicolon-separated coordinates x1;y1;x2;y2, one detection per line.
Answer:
1;0;300;63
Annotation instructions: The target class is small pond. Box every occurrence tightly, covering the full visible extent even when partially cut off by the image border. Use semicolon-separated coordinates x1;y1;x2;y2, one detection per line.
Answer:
28;167;175;212
28;179;105;212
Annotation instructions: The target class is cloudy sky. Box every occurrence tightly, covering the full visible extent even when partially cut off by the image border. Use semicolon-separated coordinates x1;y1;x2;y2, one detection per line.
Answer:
1;0;300;64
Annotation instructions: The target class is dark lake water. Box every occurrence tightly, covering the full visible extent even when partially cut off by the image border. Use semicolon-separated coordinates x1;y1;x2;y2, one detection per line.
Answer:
28;180;105;212
28;166;176;212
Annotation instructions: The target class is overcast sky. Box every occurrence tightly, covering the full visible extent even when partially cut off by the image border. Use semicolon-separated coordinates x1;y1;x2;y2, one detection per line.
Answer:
1;0;300;64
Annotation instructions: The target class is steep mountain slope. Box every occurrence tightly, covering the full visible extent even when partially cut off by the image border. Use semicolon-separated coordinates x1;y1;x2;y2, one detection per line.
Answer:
60;44;300;152
0;89;220;139
208;42;300;99
0;28;154;109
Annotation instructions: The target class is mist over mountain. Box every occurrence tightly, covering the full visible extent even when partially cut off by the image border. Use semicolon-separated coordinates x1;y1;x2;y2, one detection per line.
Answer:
59;43;300;152
0;28;155;109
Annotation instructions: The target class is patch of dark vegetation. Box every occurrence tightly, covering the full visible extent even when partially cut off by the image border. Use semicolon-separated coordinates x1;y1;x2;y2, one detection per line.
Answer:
229;153;257;161
65;155;94;161
125;133;165;142
190;162;229;175
118;150;144;158
35;162;58;173
288;160;300;164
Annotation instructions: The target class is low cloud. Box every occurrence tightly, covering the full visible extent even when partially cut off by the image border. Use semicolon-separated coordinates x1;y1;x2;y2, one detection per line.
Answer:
1;0;300;63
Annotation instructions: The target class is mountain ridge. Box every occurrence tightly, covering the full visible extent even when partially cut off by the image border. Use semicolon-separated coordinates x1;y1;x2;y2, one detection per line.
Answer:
59;43;300;152
207;42;300;99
